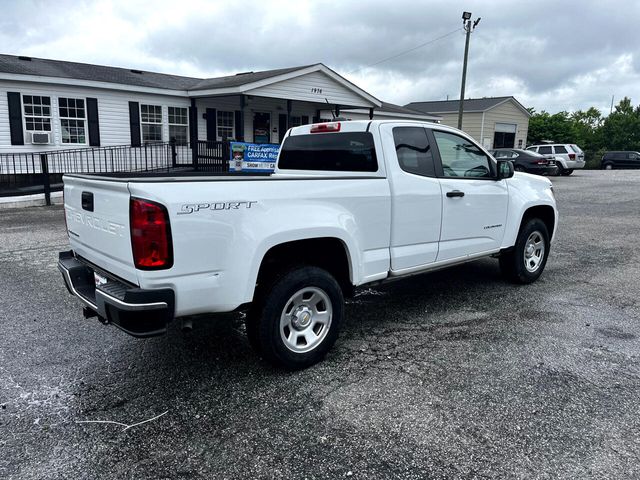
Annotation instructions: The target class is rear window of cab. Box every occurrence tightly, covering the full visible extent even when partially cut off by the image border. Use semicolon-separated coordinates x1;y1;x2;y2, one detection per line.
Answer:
279;132;378;172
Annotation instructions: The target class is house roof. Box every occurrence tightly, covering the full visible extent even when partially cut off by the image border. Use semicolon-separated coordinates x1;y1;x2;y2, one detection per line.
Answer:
189;65;316;91
0;54;380;106
379;101;433;116
405;96;531;116
0;53;202;90
338;101;441;121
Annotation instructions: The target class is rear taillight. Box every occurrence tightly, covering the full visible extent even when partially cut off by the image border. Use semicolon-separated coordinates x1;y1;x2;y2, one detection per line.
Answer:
568;153;575;160
130;198;173;270
310;122;341;133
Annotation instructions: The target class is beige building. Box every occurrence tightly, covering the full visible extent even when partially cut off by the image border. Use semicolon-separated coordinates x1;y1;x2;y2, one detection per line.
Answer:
405;96;531;149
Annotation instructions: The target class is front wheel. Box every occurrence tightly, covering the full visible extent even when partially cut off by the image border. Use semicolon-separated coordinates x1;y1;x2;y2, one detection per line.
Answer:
246;266;344;369
499;218;550;284
603;163;613;170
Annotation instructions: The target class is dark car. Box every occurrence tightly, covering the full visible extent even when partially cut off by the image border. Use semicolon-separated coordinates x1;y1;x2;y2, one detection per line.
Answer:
489;148;558;176
601;151;640;170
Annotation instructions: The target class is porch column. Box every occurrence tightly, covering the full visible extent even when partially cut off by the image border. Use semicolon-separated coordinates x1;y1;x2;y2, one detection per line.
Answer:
235;95;245;142
190;98;198;168
369;107;374;120
286;100;292;129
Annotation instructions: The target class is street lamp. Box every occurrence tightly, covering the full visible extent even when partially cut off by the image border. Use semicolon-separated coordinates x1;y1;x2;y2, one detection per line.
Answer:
457;12;481;130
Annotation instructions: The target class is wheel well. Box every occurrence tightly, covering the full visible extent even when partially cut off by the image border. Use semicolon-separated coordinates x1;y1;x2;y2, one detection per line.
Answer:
521;205;555;237
256;238;353;297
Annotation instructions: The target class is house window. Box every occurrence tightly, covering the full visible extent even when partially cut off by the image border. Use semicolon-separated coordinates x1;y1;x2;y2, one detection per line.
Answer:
217;111;234;140
290;116;303;127
59;98;86;144
168;106;188;145
140;104;163;143
23;95;52;132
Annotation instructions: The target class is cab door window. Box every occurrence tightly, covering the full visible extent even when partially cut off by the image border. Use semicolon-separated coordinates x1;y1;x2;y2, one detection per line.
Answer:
393;127;435;177
432;130;492;178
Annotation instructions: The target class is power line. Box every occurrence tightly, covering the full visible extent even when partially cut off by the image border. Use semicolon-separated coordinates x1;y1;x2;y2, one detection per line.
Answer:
348;26;462;74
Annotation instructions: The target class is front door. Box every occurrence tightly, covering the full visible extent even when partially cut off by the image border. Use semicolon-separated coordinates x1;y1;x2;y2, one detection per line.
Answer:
430;129;509;262
253;112;271;143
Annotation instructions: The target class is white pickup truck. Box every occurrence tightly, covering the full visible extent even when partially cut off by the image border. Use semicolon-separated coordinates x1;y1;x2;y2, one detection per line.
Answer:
59;120;557;369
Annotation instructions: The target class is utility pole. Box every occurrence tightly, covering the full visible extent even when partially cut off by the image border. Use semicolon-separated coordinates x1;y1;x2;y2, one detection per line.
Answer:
458;12;481;130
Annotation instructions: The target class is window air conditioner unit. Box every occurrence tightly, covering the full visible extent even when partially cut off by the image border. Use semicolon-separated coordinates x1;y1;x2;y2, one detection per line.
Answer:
31;132;51;145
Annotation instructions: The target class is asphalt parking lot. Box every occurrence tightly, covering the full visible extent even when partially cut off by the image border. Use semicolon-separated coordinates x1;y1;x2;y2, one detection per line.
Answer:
1;170;639;479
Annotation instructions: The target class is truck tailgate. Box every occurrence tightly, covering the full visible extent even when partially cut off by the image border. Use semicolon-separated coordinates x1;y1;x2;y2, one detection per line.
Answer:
63;176;138;284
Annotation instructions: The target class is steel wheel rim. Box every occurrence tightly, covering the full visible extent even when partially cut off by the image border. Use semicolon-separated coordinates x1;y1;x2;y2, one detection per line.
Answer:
280;287;332;353
524;230;545;273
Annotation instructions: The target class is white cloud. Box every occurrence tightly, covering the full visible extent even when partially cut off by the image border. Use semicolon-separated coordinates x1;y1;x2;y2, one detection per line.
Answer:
1;0;640;113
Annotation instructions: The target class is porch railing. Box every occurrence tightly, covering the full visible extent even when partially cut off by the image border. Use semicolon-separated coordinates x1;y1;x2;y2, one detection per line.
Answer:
0;140;229;204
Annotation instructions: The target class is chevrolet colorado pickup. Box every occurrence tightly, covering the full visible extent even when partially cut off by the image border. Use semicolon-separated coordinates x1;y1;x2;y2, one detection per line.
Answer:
58;120;558;369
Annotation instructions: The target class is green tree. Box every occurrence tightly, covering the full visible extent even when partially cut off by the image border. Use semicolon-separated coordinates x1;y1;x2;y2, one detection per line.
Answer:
571;107;603;151
601;97;640;151
527;110;575;145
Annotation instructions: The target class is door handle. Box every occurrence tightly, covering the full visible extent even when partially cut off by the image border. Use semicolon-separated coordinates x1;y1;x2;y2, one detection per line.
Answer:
446;190;465;198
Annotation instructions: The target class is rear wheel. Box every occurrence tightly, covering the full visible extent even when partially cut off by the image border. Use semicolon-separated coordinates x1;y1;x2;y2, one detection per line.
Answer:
246;266;344;369
562;168;574;176
603;163;613;170
515;165;526;172
499;218;550;284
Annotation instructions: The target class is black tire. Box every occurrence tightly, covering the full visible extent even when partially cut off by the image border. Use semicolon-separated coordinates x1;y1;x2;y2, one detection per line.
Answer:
246;266;344;369
555;164;565;176
515;165;526;172
603;163;614;170
562;168;574;176
499;218;550;284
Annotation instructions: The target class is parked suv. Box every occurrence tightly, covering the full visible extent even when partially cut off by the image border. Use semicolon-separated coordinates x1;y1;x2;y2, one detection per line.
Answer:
601;151;640;170
526;144;585;175
490;148;557;176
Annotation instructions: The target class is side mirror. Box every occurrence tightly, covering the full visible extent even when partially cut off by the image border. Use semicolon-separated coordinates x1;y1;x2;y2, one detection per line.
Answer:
497;160;514;179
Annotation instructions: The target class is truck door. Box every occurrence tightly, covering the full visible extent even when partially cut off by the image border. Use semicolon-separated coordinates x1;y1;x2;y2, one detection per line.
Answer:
429;129;509;262
381;124;442;272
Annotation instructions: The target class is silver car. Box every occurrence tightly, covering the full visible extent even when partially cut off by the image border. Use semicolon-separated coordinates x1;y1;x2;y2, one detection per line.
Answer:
526;144;585;175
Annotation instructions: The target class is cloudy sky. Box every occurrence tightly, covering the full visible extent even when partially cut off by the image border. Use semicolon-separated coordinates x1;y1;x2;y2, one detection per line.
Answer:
1;0;639;114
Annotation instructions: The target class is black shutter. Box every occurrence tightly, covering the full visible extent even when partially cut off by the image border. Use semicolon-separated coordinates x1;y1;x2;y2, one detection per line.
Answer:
301;115;309;125
312;116;319;123
278;114;287;144
86;98;100;146
206;108;217;141
128;101;141;147
234;110;243;141
189;104;198;146
7;92;24;145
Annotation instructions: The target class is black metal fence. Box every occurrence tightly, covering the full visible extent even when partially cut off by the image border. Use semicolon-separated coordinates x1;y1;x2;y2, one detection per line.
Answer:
0;140;229;204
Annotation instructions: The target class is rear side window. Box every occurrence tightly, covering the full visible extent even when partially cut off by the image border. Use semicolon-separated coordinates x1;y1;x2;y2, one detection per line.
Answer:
538;146;553;154
554;145;568;154
393;127;435;177
570;144;583;153
279;132;378;172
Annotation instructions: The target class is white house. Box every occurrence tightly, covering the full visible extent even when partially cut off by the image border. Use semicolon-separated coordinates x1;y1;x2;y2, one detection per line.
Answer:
0;54;391;154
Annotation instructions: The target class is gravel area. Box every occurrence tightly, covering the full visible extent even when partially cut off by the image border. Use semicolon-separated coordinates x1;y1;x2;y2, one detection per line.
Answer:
1;170;639;479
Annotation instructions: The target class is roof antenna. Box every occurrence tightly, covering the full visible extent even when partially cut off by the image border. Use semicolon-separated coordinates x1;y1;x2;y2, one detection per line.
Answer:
325;98;336;119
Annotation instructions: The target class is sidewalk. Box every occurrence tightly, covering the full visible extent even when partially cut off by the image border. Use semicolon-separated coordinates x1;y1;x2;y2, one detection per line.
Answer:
0;191;63;209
